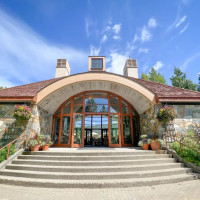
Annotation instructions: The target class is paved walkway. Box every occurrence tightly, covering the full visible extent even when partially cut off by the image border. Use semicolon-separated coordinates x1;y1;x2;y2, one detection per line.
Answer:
0;180;200;200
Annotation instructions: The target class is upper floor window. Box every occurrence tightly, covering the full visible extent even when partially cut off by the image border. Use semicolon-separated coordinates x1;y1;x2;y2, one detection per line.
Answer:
91;58;103;69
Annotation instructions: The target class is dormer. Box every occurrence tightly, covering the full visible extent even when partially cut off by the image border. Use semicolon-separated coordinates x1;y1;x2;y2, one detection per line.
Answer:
88;56;106;71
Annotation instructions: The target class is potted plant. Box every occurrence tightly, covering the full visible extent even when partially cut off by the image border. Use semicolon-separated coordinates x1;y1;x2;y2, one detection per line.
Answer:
41;135;53;151
29;134;44;151
138;135;150;150
14;105;32;123
157;105;176;124
149;133;163;151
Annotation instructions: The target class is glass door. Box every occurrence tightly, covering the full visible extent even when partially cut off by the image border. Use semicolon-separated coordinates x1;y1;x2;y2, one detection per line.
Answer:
121;116;133;147
109;114;121;147
72;114;84;147
60;116;71;147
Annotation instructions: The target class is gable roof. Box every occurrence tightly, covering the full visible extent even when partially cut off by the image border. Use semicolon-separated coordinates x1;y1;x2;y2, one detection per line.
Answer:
0;72;199;102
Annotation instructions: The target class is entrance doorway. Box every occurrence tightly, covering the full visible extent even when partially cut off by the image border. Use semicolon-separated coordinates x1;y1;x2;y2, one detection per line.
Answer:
52;91;140;148
84;115;108;147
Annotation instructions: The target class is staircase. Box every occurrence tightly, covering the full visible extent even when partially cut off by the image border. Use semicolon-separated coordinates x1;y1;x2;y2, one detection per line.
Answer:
0;148;195;188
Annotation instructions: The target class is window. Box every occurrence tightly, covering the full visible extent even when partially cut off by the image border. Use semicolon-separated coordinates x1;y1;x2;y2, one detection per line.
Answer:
92;58;103;69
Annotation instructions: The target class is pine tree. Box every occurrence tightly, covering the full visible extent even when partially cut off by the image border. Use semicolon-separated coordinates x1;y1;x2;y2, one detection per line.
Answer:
197;73;200;92
170;67;197;91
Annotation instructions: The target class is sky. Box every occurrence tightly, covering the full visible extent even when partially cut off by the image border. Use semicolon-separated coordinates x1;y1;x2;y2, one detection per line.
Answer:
0;0;200;87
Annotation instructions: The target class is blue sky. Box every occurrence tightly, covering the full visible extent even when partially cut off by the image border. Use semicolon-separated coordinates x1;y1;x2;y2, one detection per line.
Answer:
0;0;200;87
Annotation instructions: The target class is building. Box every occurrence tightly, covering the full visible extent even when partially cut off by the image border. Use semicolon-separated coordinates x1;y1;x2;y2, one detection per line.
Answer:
0;56;200;148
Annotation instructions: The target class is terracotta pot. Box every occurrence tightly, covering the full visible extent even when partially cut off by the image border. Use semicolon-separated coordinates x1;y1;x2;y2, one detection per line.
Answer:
30;144;40;151
150;140;160;151
42;144;50;151
142;144;149;150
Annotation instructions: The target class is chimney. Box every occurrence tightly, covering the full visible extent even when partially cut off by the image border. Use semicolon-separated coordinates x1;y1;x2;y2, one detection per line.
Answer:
123;59;138;78
55;59;71;78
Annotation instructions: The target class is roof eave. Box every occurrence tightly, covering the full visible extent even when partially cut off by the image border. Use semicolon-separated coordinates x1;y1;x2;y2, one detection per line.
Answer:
0;96;37;102
159;97;200;102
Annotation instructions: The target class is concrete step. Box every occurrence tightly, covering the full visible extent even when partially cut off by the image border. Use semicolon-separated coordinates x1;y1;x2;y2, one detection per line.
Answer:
0;168;189;180
18;154;170;161
0;174;194;188
22;150;157;156
6;163;183;173
12;157;175;167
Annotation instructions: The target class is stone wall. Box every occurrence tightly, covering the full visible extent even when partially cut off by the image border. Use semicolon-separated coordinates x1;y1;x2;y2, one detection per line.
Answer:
140;104;163;137
140;103;200;139
0;103;52;148
173;104;200;136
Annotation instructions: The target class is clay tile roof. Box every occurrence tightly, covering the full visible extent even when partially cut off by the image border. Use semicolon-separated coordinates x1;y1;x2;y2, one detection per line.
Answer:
0;72;199;102
0;78;62;100
130;77;200;101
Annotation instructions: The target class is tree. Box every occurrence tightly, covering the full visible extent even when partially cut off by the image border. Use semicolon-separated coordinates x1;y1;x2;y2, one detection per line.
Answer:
170;67;197;91
141;67;166;84
0;86;3;89
197;73;200;92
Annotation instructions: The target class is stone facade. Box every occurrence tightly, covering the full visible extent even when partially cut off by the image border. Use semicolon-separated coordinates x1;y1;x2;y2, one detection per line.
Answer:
140;104;163;137
140;104;200;139
173;104;200;136
0;103;52;148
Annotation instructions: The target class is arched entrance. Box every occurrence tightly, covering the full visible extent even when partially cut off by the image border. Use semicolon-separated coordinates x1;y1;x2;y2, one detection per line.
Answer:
52;91;140;148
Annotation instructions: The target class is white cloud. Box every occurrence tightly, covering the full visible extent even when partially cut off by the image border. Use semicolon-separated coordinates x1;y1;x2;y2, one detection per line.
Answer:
182;52;200;70
90;45;101;56
180;22;189;34
153;61;164;71
101;35;107;43
126;42;136;52
113;35;120;40
182;0;191;6
108;18;112;24
141;26;152;42
0;75;14;88
107;53;127;74
85;18;92;37
148;18;157;28
133;34;139;43
176;16;187;27
0;9;88;87
113;24;121;34
138;48;149;54
105;26;111;31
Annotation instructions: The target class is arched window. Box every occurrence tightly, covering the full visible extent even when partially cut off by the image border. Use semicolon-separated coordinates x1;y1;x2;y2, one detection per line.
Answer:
52;91;139;147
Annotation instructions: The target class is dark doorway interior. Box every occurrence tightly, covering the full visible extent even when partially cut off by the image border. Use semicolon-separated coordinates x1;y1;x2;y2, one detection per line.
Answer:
84;115;108;146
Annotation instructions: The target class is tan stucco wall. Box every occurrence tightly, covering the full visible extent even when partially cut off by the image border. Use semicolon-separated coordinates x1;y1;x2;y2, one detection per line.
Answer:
36;73;156;114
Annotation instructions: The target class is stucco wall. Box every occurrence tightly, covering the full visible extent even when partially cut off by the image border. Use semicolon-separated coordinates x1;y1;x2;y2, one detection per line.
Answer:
140;104;200;139
0;103;52;148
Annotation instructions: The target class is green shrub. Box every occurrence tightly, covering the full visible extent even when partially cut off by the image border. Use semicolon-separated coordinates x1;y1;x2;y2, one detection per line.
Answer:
0;144;16;163
170;141;200;167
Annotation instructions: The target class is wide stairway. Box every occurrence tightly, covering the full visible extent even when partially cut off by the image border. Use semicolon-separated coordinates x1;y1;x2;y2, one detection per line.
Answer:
0;148;195;188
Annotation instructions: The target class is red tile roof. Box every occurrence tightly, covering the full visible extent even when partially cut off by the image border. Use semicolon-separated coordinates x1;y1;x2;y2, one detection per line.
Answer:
0;78;61;100
0;72;199;102
131;78;200;101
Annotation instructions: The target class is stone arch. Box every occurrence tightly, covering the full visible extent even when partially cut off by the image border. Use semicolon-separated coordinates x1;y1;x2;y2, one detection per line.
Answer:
36;73;156;114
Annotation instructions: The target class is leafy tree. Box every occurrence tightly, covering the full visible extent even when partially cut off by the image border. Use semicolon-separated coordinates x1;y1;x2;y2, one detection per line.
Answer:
170;67;197;91
0;86;3;89
141;67;166;84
